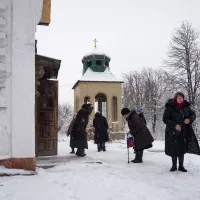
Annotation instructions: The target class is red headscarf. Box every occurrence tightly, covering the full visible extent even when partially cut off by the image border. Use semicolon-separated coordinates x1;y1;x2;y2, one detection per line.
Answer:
174;96;184;110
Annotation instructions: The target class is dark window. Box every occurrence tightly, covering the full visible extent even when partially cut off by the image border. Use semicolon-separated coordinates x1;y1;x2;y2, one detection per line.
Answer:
96;60;102;66
105;61;109;67
84;96;90;104
87;60;92;67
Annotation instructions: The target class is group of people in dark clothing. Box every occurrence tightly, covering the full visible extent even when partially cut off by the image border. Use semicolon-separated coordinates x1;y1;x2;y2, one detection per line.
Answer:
121;92;200;172
67;92;200;172
67;103;109;157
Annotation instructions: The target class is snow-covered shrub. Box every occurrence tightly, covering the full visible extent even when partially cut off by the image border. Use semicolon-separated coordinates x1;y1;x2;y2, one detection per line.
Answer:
58;103;73;134
87;120;95;141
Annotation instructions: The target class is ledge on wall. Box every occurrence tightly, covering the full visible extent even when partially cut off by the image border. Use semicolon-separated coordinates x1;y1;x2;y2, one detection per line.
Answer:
0;166;36;177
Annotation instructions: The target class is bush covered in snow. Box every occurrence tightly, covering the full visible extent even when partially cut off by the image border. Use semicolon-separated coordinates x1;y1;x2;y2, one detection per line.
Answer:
58;103;73;135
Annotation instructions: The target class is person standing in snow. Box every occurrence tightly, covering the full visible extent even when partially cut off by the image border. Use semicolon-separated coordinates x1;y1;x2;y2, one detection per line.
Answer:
137;108;146;125
93;112;109;152
121;108;154;163
66;113;77;154
71;103;94;157
131;108;146;154
163;92;200;172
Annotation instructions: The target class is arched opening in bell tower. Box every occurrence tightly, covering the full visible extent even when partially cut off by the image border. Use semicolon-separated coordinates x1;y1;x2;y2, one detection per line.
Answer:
95;93;107;117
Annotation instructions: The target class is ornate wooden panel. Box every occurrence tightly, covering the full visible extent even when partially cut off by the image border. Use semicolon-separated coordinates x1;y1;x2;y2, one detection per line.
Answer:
35;80;58;156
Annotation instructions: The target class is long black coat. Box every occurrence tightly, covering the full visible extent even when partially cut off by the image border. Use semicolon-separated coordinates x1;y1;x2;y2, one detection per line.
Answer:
163;99;200;157
127;110;154;151
71;108;89;149
67;117;76;137
93;112;109;144
67;118;76;148
138;113;146;125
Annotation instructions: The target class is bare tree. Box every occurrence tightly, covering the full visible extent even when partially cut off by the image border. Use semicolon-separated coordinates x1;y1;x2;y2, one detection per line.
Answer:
164;21;200;106
58;103;73;132
122;69;168;139
123;71;146;109
143;69;167;136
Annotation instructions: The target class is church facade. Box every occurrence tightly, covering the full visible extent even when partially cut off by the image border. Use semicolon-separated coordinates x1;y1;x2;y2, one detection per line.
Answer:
0;0;58;171
73;43;123;132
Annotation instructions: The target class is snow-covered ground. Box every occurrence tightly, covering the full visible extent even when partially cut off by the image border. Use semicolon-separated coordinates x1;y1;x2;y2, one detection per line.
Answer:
0;137;200;200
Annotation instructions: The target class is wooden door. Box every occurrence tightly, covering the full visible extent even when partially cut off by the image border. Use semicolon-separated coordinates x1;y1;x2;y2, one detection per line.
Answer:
35;80;58;157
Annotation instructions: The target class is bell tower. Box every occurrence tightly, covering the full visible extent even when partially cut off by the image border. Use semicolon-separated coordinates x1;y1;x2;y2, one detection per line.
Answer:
73;40;123;132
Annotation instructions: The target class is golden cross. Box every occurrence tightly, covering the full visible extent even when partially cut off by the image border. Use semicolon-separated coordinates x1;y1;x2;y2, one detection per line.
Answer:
93;38;98;48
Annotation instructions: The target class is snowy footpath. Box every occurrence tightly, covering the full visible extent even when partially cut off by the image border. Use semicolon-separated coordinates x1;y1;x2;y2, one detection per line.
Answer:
0;138;200;200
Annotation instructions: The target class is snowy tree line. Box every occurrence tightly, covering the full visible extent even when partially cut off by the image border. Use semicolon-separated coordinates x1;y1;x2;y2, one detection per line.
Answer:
122;21;200;140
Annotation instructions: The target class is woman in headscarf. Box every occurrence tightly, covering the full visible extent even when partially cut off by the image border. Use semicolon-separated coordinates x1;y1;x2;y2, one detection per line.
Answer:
71;103;93;157
163;92;200;172
93;112;109;152
121;108;154;163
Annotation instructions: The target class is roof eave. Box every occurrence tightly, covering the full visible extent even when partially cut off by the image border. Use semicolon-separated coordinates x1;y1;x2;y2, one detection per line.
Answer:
36;54;61;79
72;80;124;89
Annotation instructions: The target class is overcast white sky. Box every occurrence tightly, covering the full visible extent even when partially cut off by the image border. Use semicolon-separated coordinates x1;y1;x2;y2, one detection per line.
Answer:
36;0;200;105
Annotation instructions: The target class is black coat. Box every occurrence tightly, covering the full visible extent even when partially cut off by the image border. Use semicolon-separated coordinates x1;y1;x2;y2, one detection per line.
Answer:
127;110;154;151
93;112;109;144
138;113;146;125
163;99;200;157
67;118;76;148
71;108;89;149
67;118;76;137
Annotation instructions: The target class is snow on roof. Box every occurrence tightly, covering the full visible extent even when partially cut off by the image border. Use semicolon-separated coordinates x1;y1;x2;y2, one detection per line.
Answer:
80;68;122;82
72;68;123;89
83;47;111;59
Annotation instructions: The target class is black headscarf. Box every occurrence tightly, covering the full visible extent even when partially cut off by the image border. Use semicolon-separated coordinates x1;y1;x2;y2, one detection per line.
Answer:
82;103;93;115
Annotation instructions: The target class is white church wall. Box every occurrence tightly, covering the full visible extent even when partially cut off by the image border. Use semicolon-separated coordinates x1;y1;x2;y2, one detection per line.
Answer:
0;0;43;159
0;0;12;159
11;0;43;158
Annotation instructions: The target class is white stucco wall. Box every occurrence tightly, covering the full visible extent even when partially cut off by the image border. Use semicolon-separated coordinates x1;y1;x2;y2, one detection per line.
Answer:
0;0;43;159
0;0;12;159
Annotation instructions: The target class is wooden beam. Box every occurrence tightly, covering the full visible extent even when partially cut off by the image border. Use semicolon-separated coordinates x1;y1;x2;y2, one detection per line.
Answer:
38;0;51;26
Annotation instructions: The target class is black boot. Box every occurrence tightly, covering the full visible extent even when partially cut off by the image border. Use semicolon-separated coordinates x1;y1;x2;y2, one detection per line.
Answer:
75;148;81;156
76;148;86;157
131;150;137;162
103;146;106;152
80;148;86;157
131;154;137;163
70;148;75;154
178;155;187;172
133;151;143;163
100;142;103;151
170;157;177;172
97;145;101;152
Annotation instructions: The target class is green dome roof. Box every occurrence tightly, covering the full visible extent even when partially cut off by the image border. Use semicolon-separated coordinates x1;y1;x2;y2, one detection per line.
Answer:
81;47;111;75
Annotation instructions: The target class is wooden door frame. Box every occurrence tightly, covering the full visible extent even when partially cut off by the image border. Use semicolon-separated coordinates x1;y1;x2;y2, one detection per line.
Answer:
35;80;58;157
